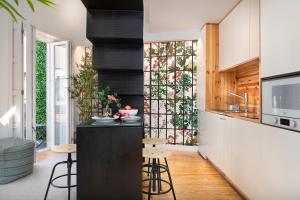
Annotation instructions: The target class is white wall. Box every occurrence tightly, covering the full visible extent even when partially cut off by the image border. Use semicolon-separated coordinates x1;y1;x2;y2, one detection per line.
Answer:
0;1;90;139
18;0;90;46
0;12;13;139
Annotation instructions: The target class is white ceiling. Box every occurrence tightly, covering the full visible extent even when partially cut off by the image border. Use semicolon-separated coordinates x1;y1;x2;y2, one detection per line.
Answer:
144;0;240;33
14;0;240;45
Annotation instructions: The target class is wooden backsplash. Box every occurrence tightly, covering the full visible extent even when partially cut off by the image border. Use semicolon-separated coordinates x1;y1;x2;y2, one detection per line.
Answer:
221;59;260;113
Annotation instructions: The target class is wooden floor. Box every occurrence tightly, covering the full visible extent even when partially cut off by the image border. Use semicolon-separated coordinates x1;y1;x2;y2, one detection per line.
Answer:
37;150;243;200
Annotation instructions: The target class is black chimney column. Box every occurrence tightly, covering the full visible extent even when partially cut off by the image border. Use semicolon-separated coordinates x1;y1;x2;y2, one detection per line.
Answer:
83;0;144;113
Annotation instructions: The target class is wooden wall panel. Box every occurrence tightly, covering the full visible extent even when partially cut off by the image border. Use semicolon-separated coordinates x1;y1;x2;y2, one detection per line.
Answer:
205;24;219;111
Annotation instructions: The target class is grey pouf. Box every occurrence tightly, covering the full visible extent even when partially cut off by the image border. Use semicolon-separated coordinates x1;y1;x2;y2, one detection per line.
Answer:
0;137;35;184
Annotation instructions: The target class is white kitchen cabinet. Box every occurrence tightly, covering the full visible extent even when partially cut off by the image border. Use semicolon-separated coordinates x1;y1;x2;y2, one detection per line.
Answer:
259;125;300;200
215;115;232;178
199;112;232;177
230;118;263;199
219;0;259;71
261;0;300;78
199;111;300;199
250;0;260;59
203;112;219;162
198;111;207;156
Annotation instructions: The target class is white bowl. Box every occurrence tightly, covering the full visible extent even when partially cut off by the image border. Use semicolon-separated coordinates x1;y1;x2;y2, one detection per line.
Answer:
92;116;115;123
118;109;138;116
122;116;141;123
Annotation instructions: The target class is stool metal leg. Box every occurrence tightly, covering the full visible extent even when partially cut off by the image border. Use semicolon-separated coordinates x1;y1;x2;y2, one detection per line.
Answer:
44;161;67;200
67;153;72;200
152;158;157;192
148;166;154;200
165;158;176;200
157;159;162;192
147;158;151;176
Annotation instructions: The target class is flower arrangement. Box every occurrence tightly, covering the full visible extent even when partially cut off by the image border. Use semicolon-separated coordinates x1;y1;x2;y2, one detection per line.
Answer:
98;86;121;109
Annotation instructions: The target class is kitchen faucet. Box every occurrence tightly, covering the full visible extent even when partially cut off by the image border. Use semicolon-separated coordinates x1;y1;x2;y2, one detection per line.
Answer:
228;91;248;113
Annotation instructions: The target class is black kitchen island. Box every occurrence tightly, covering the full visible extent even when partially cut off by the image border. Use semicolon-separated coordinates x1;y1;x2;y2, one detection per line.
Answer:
77;121;143;200
78;0;144;199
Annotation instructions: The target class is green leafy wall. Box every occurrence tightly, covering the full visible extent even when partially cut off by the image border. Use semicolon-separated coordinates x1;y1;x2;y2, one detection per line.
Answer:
36;41;47;126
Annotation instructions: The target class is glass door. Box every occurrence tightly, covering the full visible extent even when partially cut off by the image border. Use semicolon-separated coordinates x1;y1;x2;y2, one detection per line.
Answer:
48;41;71;146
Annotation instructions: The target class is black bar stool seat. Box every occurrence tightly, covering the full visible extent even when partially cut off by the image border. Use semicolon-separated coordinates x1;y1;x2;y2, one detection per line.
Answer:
44;144;77;200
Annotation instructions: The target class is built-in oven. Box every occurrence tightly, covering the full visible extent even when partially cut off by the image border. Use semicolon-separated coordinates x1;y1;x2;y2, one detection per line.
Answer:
262;74;300;132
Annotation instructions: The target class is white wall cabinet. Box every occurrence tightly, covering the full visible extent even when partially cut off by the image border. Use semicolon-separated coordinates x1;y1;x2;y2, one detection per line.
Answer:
199;112;300;199
261;0;300;78
250;0;260;59
219;0;259;71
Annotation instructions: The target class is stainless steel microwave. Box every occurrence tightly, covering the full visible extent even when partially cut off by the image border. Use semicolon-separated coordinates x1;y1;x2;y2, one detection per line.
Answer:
262;75;300;132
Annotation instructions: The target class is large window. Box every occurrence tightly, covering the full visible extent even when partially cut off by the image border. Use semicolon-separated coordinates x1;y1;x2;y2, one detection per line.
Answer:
144;41;198;145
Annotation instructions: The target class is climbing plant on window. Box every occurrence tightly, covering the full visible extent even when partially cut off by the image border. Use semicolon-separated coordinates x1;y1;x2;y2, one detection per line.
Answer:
144;41;198;146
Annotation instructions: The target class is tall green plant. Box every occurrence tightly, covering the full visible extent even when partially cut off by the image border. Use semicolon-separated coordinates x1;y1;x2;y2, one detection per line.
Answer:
0;0;55;21
70;53;98;124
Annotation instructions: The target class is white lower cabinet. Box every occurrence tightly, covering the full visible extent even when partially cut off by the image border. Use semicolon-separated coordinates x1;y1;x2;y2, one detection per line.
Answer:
199;112;232;177
199;112;300;199
259;125;300;200
230;119;263;199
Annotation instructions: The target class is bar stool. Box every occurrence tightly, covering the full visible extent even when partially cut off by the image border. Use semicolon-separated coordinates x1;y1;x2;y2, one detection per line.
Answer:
143;138;168;175
44;144;77;200
142;147;176;200
143;138;168;147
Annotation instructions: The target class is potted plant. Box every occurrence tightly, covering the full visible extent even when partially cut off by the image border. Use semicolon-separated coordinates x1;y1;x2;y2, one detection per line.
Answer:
70;53;98;124
98;86;121;117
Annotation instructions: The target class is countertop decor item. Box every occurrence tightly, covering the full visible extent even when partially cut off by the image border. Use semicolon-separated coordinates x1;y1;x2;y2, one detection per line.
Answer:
119;105;138;116
70;53;98;124
98;86;121;116
121;116;141;123
92;116;115;123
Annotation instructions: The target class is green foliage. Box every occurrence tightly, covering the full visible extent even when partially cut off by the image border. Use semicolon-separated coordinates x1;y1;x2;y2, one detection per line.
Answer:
0;0;55;21
36;40;47;141
36;125;46;141
70;53;98;124
98;86;121;109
